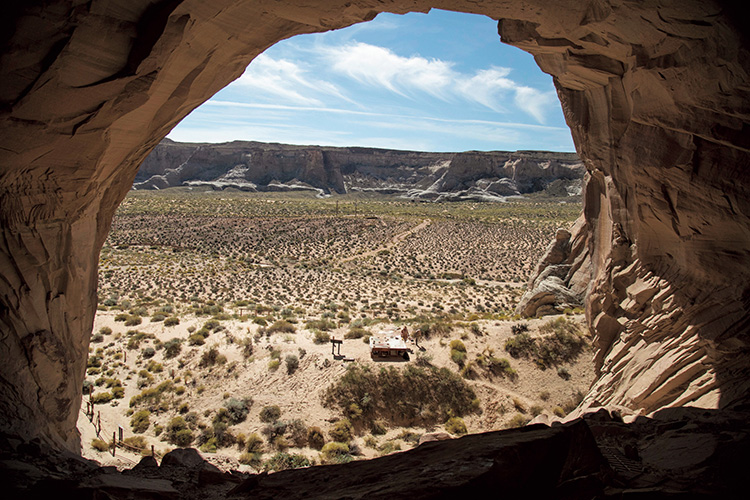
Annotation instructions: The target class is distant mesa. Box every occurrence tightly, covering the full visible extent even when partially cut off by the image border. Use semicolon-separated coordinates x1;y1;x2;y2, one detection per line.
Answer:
134;139;585;201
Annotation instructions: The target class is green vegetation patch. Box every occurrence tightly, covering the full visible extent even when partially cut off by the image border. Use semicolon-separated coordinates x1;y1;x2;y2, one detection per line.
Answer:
323;364;478;428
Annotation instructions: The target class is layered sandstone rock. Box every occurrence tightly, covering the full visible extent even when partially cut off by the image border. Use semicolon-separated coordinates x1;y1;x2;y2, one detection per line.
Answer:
134;139;584;200
516;212;591;317
0;0;748;451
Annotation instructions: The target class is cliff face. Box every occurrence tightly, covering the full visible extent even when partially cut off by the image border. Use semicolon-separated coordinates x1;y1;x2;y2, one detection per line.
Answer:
0;0;748;452
134;139;584;201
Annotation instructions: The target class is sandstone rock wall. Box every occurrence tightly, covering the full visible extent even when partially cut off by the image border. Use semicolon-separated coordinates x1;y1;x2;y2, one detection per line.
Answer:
1;0;748;451
134;139;583;200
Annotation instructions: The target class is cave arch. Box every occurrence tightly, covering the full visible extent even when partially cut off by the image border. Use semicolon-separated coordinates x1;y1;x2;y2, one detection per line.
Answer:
1;0;748;452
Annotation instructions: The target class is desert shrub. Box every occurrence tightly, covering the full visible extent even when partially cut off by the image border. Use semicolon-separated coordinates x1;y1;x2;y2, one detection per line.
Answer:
444;417;467;435
371;419;387;436
99;326;113;335
507;413;530;428
535;318;587;367
272;435;290;451
163;316;180;327
378;440;402;455
91;333;104;343
364;436;378;449
91;391;113;404
166;416;193;446
329;418;353;443
268;359;280;371
124;315;142;326
91;438;109;452
552;406;566;417
323;364;477;428
239;338;254;359
111;386;125;399
504;333;535;358
142;347;155;359
449;339;467;367
451;349;467;367
188;333;205;346
320;442;352;464
285;354;299;375
122;436;148;452
239;452;262;468
511;323;529;335
505;318;587;368
146;360;162;373
223;397;252;424
478;352;517;380
313;330;330;344
307;426;325;450
306;319;336;331
530;405;544;417
200;347;227;367
163;338;182;359
129;381;174;409
115;313;128;322
264;452;311;472
345;326;367;339
269;320;296;334
557;366;571;380
245;433;265;453
259;405;281;423
150;313;166;322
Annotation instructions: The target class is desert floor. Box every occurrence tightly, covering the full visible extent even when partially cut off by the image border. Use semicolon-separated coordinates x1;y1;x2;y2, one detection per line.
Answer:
79;189;591;471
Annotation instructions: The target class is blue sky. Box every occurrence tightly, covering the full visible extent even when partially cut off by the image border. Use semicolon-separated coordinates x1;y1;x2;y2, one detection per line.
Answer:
168;10;575;152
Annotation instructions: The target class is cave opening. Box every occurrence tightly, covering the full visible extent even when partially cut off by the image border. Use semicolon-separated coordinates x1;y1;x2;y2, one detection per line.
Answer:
1;1;749;496
85;8;591;468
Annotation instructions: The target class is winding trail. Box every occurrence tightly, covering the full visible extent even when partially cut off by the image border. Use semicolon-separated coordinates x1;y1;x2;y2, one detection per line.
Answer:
338;218;431;265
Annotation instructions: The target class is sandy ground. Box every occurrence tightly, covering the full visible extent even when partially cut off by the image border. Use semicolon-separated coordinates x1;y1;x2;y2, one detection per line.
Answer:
80;310;594;469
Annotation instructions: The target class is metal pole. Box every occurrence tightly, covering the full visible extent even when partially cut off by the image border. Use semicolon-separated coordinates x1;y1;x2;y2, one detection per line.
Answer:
112;432;116;457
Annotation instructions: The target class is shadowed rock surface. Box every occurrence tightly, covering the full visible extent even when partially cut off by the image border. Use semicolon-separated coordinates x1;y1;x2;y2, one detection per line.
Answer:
0;2;748;494
4;410;747;498
134;139;584;201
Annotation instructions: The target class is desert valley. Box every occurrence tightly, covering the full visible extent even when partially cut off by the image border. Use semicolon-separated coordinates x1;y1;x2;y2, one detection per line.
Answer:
79;144;592;471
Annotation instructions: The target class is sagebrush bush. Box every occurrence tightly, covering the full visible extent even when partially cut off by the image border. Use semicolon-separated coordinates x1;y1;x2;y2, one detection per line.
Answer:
163;316;180;327
269;320;296;334
163;338;182;359
259;405;281;423
320;442;351;464
91;438;109;452
329;418;353;443
245;433;265;453
264;452;311;472
323;364;477;428
444;417;467;435
285;354;299;375
166;416;193;446
507;413;530;428
223;397;252;424
307;426;325;450
313;330;330;344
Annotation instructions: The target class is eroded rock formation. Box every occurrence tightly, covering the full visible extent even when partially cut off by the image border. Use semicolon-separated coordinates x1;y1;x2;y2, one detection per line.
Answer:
516;212;591;317
135;139;584;200
1;0;748;453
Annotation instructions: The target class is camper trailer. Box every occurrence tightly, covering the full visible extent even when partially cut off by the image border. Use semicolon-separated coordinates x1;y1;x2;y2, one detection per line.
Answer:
369;333;410;360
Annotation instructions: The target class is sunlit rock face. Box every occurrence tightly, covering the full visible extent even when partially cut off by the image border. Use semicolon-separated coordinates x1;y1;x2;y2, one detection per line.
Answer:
134;139;584;200
0;0;748;451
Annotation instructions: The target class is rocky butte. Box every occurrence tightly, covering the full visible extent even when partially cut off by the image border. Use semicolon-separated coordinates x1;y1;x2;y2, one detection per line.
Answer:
0;0;748;497
134;139;585;201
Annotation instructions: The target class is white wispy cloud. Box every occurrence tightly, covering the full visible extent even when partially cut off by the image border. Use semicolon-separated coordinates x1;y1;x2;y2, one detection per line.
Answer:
321;42;455;99
234;53;351;106
319;42;558;123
